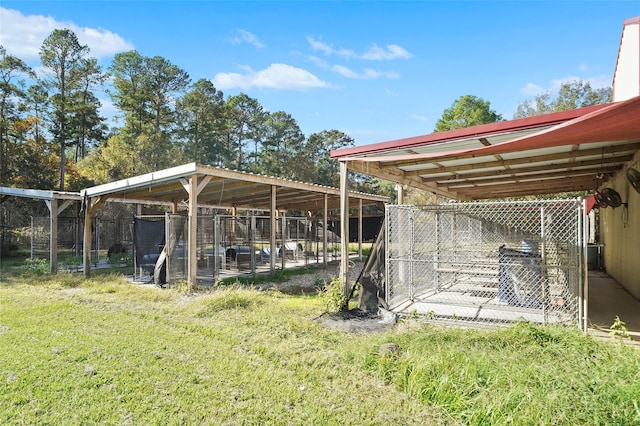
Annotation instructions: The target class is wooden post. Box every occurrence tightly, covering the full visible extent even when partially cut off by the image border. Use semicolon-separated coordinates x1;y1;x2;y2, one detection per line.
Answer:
188;175;198;291
358;198;363;261
339;161;350;297
323;193;328;267
83;197;92;278
270;185;277;276
46;199;58;273
396;183;404;204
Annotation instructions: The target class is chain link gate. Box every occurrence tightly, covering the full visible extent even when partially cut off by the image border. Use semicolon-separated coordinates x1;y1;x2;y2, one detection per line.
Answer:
386;199;586;329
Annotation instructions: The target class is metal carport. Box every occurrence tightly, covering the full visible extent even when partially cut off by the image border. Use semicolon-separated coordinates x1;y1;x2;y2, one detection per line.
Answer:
331;95;640;331
80;162;388;290
0;187;82;272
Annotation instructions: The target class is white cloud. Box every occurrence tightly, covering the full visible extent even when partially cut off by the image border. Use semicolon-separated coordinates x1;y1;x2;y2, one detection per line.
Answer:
212;63;332;91
586;74;612;89
332;65;359;79
306;55;329;68
306;36;411;61
578;64;591;72
520;73;613;98
361;43;412;60
410;113;429;122
363;68;400;79
331;64;399;80
520;82;545;96
0;7;133;60
306;36;356;59
550;75;612;91
227;29;265;48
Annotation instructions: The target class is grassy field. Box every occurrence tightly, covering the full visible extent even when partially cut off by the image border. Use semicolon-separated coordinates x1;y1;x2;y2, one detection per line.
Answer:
1;266;640;425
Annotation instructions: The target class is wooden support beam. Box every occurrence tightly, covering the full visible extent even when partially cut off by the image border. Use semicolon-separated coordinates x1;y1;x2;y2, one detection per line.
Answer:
323;193;328;267
188;175;198;291
45;200;58;273
419;155;632;183
270;185;277;276
340;161;350;298
358;198;363;261
82;195;109;278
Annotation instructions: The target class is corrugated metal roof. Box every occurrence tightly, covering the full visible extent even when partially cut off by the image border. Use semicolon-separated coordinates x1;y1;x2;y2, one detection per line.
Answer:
82;162;388;212
331;97;640;200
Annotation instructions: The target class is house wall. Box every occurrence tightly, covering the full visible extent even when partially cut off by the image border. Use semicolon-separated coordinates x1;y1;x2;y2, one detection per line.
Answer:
600;165;640;299
613;17;640;102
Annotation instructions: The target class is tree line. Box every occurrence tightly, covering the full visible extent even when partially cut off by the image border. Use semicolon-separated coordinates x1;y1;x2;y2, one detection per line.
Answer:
0;29;367;195
1;28;611;206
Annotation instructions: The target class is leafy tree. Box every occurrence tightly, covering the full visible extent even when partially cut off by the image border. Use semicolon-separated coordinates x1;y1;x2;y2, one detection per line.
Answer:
11;117;58;189
0;45;35;185
303;130;354;187
24;84;49;144
144;55;190;134
39;29;90;190
78;134;135;183
109;51;189;173
434;95;503;132
224;93;266;171
109;50;149;137
69;58;107;161
257;111;305;179
177;78;227;165
514;80;612;118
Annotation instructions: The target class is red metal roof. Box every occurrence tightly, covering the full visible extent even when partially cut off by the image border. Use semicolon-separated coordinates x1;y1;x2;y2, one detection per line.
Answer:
331;97;640;200
331;104;609;159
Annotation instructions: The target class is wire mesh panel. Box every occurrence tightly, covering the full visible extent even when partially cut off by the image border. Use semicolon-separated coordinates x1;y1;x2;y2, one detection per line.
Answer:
386;199;586;328
30;216;51;259
166;214;188;283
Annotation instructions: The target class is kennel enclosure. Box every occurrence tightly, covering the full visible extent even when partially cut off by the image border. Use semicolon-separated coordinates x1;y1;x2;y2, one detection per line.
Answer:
384;199;587;330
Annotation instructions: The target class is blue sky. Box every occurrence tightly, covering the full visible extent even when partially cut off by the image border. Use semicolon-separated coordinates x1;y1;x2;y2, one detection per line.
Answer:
0;1;637;146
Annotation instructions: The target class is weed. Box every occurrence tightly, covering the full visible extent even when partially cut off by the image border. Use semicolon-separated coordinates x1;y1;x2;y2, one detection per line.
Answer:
107;252;133;267
317;276;347;313
23;257;49;274
610;315;631;340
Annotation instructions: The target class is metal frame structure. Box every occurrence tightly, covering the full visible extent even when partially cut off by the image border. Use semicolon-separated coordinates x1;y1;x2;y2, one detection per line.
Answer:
385;199;588;330
79;162;387;289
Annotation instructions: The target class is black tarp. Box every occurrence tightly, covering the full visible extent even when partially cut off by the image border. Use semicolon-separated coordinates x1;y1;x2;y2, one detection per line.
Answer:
356;220;387;312
133;218;165;267
327;216;384;242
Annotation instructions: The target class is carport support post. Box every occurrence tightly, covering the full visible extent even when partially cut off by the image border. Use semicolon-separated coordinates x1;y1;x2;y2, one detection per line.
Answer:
281;211;287;271
82;196;93;277
82;195;107;278
358;199;363;261
45;199;58;273
323;194;328;267
43;198;74;273
339;160;350;297
396;183;404;204
188;175;198;291
270;185;277;276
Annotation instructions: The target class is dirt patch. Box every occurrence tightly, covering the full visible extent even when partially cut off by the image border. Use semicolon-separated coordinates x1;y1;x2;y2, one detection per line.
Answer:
315;308;397;334
267;261;365;294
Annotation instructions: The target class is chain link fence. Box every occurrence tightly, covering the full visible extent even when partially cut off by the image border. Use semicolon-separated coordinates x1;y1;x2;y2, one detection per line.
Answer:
386;199;586;328
149;212;333;283
29;216;133;269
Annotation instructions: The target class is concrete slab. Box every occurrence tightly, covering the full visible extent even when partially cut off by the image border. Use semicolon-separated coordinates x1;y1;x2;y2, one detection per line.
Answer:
587;270;640;343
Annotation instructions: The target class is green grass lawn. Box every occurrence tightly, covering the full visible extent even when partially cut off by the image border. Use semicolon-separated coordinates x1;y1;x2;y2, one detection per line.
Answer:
1;268;639;425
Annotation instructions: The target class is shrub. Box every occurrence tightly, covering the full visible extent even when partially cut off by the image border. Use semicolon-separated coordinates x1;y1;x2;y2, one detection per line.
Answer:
317;276;347;313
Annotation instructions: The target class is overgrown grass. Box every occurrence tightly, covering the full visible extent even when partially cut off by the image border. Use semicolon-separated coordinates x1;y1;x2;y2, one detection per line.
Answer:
1;268;639;425
0;271;442;425
361;322;640;425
